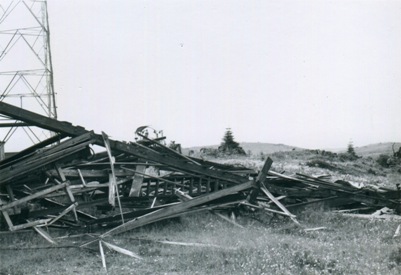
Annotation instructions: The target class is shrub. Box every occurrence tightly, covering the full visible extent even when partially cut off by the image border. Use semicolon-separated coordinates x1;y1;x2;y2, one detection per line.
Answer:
338;152;359;161
338;142;359;161
376;154;390;168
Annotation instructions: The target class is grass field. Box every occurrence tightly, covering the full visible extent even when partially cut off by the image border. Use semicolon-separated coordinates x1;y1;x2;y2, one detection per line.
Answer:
1;149;400;274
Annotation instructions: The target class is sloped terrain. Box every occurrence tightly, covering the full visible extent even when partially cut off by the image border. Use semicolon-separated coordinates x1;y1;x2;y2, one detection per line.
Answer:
183;142;302;156
354;142;401;158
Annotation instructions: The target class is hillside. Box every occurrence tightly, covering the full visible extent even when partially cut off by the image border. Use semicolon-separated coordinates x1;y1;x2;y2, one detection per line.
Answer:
354;142;401;158
239;142;302;155
183;142;401;158
183;142;302;155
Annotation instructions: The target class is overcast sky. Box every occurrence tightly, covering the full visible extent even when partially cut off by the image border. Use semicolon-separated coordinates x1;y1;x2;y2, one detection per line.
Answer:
2;0;401;150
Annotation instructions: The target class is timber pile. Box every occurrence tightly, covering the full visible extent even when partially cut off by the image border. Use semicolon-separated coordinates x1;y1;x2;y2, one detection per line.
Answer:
0;101;400;242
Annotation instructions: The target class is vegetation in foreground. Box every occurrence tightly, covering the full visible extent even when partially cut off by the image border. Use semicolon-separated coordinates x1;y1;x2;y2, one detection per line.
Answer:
0;209;400;275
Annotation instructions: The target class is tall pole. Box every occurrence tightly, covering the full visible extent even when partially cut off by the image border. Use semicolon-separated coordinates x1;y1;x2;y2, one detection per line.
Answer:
0;0;58;151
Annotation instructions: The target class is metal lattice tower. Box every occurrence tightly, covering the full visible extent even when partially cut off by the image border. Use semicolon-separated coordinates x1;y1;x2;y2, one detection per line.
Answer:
0;0;57;152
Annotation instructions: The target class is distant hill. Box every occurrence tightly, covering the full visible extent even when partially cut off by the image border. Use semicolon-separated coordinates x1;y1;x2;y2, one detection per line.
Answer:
183;142;302;155
354;142;401;158
239;142;302;155
182;142;401;158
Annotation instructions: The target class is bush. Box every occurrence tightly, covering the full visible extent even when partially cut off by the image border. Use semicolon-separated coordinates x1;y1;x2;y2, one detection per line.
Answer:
376;154;391;168
338;152;359;161
338;142;359;161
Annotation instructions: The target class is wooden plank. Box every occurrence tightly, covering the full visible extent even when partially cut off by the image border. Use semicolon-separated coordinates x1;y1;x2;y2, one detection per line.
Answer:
241;200;292;217
1;210;14;230
198;177;202;195
42;197;98;220
214;180;219;192
108;173;116;207
163;180;167;195
0;182;68;211
102;241;142;260
128;237;235;250
11;219;52;231
155;179;160;197
136;132;201;166
0;101;88;136
47;202;78;226
46;168;135;178
0;133;65;168
248;157;273;204
101;180;255;237
146;180;151;197
122;166;187;187
33;226;57;245
304;227;327;232
64;186;78;222
99;241;107;271
189;178;193;196
102;132;124;224
159;240;233;249
256;157;273;183
258;201;296;218
54;162;67;182
174;188;244;229
212;211;244;228
286;196;339;208
5;185;17;213
0;134;94;186
253;158;300;225
77;169;87;186
393;224;400;238
150;197;157;208
260;183;300;226
128;165;146;197
147;200;246;221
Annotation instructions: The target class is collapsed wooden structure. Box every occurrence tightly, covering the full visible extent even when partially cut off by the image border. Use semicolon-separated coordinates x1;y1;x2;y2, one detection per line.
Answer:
0;101;400;240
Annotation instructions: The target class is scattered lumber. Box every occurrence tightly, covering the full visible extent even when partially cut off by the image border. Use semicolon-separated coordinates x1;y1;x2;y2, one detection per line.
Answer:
0;101;400;242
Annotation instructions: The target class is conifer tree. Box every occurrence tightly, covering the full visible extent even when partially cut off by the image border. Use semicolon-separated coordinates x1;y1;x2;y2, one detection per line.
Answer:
346;141;359;160
218;128;246;155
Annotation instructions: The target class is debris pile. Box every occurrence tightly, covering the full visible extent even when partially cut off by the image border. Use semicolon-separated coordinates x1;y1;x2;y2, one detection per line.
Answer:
0;101;400;241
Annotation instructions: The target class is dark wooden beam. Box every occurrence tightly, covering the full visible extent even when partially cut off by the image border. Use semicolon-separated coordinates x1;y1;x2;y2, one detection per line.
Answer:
101;179;255;237
0;122;30;127
0;133;94;186
0;101;88;136
0;133;66;168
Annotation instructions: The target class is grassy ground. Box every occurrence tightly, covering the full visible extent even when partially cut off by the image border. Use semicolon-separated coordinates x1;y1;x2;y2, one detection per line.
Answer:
1;151;400;274
1;211;401;274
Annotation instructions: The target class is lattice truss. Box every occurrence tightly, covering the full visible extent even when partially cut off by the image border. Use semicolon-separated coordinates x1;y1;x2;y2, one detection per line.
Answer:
0;0;57;149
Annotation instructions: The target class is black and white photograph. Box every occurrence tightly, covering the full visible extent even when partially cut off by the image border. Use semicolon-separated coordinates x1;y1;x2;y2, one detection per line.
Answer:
0;0;400;274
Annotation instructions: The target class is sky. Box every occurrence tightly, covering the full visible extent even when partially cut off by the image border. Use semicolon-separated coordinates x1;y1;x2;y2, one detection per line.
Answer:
1;0;401;150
